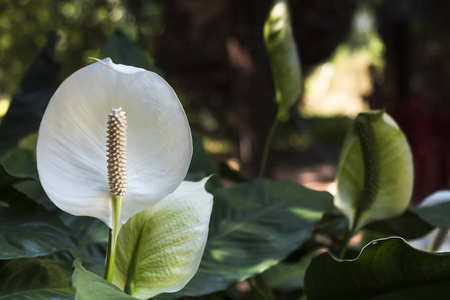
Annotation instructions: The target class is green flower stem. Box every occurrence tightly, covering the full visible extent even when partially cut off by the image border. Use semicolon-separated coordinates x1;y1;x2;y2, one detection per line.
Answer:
258;115;279;177
104;195;122;282
339;211;362;259
252;112;279;300
339;228;353;259
430;228;449;252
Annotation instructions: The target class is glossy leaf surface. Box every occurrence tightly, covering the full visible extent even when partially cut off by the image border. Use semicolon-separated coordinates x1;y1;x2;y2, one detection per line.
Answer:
304;237;450;300
159;178;333;298
72;259;138;300
0;258;73;300
0;165;79;260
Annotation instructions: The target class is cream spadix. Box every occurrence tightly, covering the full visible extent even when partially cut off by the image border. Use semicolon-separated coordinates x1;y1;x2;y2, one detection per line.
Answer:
37;58;192;228
107;107;128;197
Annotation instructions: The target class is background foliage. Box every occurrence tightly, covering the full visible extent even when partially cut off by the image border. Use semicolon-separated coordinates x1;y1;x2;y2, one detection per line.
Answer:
0;0;450;299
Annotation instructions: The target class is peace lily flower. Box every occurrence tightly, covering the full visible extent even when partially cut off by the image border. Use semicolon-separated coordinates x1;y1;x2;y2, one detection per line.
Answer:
37;58;213;297
37;57;192;228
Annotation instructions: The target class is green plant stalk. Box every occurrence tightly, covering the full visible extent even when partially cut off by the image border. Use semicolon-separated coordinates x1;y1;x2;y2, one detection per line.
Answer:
258;115;279;177
339;228;353;259
104;195;122;282
252;112;279;299
430;228;449;252
339;209;363;259
250;275;275;300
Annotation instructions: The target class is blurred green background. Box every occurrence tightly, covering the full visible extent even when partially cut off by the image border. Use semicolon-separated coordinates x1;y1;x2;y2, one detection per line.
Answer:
0;0;449;202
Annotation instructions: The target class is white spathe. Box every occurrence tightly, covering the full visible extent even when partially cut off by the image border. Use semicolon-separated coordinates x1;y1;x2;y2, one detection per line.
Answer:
37;58;192;228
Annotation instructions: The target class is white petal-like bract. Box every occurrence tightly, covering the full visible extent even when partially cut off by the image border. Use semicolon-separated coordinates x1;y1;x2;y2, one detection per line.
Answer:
37;58;192;228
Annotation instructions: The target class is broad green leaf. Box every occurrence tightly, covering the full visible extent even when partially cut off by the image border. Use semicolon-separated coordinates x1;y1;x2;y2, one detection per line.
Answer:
0;208;80;259
261;252;317;291
0;288;74;300
61;214;109;276
0;164;23;198
334;110;413;231
72;259;137;300
0;258;74;300
365;207;433;239
304;237;450;300
13;180;53;209
264;0;302;119
113;179;213;299
159;178;333;298
0;166;80;259
1;147;53;208
0;148;38;179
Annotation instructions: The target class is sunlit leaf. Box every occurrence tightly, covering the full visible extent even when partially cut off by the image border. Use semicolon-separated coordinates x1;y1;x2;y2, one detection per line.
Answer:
159;178;333;298
264;0;302;119
304;237;450;300
72;259;137;300
113;179;213;299
334;110;413;231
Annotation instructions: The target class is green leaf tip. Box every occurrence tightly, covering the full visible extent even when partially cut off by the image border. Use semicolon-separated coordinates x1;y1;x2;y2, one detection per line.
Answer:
264;0;302;120
334;110;413;231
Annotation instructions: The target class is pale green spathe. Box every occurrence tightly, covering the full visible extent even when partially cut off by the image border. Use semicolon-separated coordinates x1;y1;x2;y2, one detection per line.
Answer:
36;58;192;229
334;110;413;231
113;178;213;299
264;0;302;119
